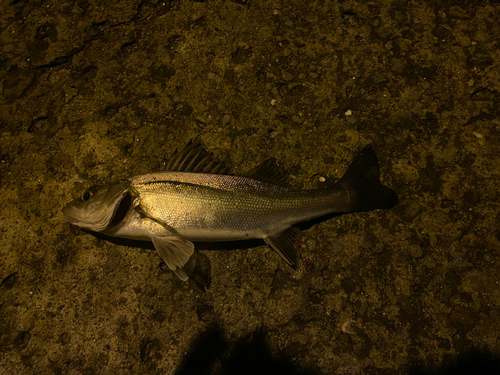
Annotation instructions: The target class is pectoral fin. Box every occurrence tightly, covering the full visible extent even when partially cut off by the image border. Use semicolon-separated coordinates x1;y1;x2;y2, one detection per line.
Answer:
136;213;196;281
152;235;196;281
264;227;300;269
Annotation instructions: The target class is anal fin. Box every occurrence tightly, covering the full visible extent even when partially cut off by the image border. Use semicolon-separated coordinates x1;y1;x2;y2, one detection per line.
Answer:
264;227;300;268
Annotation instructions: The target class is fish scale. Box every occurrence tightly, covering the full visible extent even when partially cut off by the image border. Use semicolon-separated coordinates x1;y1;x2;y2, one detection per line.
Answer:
132;174;342;240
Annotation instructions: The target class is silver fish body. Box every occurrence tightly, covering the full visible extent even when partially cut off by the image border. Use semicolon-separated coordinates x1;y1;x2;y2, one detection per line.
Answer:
126;172;351;241
63;141;397;280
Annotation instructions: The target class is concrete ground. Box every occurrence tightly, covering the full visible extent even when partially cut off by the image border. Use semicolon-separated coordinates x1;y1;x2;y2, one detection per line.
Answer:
1;0;500;374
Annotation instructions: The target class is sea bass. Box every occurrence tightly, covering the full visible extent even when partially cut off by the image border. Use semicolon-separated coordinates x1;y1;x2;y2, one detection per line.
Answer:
62;140;397;280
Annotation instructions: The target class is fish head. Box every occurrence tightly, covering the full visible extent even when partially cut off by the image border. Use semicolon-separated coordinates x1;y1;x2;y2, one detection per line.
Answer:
62;181;133;232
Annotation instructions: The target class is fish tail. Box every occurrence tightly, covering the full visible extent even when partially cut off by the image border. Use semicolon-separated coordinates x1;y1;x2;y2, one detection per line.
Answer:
337;146;398;212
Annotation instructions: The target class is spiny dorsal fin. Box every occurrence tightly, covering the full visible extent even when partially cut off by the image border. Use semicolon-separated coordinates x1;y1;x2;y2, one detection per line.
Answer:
243;158;289;186
163;139;231;175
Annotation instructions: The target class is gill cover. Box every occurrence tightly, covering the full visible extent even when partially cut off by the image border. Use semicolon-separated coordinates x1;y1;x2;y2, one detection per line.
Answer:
62;181;132;232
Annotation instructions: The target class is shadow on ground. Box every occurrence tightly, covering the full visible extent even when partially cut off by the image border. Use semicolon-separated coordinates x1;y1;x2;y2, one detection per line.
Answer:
176;327;500;375
409;348;500;375
175;325;321;375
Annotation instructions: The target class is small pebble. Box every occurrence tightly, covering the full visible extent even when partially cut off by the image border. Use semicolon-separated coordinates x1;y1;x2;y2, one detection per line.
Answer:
307;239;316;250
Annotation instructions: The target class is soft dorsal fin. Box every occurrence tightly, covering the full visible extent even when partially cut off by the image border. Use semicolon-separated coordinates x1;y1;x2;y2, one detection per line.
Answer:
163;139;231;175
243;158;289;186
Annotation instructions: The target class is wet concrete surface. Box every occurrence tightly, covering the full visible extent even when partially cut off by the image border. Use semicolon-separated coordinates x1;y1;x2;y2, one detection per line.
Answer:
1;0;500;374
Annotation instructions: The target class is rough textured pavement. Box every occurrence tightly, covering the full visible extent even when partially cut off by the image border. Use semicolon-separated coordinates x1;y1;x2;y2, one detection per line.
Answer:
1;0;500;374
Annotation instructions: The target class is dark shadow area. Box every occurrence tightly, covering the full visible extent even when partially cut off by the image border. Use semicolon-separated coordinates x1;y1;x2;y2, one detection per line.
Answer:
408;348;500;375
175;325;321;375
294;212;343;232
89;230;157;250
82;212;347;290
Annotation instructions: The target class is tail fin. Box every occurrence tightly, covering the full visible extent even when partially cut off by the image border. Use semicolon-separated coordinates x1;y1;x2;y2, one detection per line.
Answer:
337;146;398;212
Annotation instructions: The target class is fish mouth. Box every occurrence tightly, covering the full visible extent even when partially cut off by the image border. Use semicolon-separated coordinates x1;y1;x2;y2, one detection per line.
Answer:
62;205;80;225
62;182;133;232
106;191;132;229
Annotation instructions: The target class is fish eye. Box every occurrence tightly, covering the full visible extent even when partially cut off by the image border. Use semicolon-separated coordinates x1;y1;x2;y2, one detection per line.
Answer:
82;191;92;201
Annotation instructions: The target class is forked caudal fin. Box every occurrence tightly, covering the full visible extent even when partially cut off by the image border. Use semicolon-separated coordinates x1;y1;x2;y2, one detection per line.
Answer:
337;146;398;212
262;147;397;270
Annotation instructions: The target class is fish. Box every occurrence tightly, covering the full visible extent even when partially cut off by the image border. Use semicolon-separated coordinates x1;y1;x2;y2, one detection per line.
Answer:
62;140;398;280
